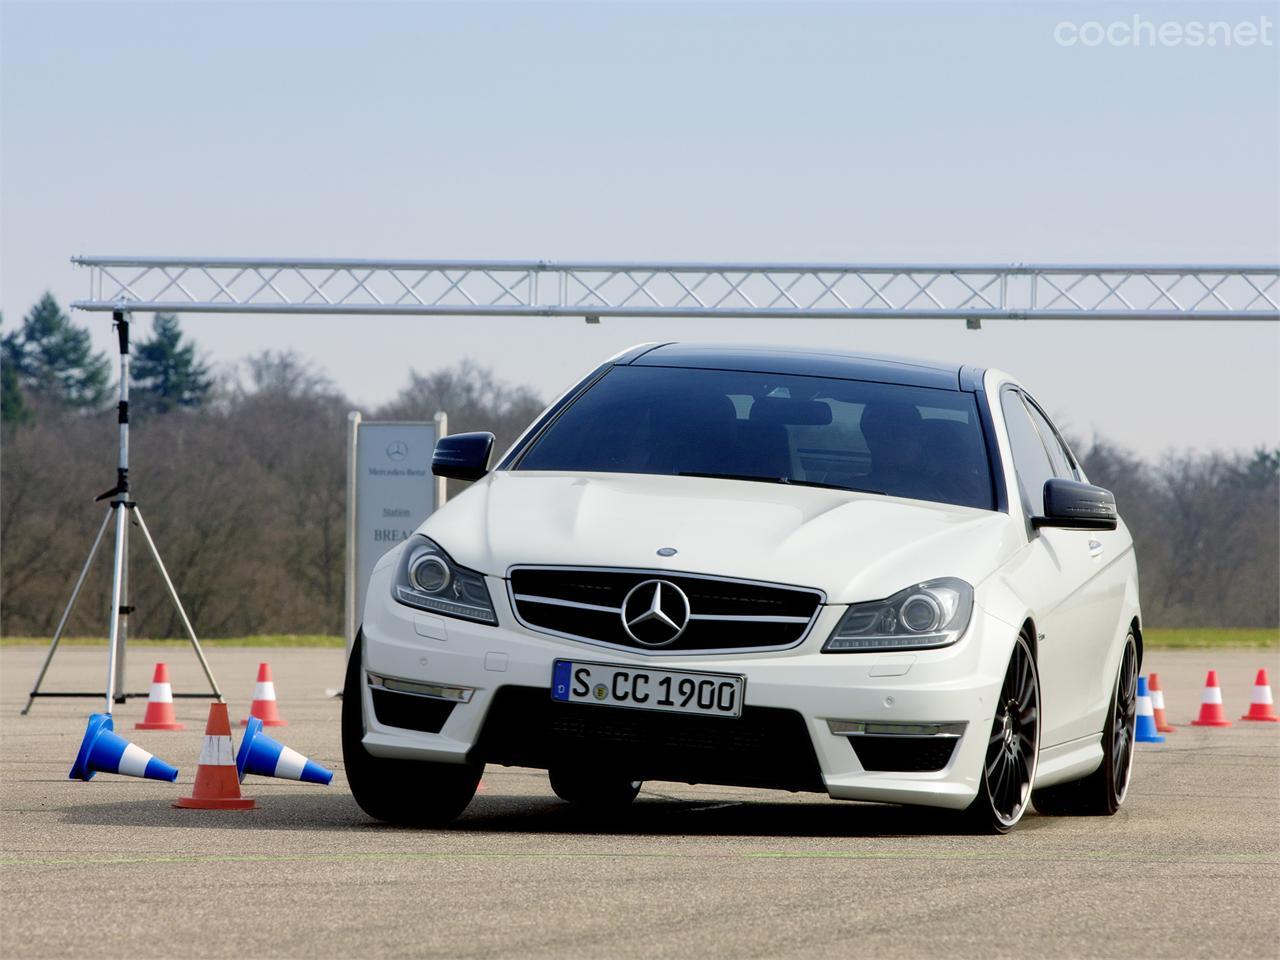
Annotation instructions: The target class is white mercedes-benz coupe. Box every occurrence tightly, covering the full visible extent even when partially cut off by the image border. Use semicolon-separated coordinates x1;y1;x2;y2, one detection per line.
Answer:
343;343;1141;833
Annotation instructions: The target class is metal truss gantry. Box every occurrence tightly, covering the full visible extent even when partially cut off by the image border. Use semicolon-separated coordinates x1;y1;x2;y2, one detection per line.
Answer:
71;257;1279;324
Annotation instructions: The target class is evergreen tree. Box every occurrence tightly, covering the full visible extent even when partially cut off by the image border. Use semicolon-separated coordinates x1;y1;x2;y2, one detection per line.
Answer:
7;293;112;412
1;315;33;425
132;313;212;414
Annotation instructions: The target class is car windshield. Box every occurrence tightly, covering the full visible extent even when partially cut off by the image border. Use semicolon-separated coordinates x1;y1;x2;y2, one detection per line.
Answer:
515;365;995;510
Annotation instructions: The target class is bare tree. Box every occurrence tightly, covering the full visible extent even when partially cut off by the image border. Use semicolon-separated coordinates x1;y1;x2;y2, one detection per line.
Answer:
1080;440;1279;628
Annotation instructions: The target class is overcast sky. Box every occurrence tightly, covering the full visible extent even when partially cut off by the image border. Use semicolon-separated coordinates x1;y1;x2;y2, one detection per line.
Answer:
3;0;1277;458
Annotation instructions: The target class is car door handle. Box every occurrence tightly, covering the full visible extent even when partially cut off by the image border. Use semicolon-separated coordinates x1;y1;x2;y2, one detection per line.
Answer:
1088;539;1104;559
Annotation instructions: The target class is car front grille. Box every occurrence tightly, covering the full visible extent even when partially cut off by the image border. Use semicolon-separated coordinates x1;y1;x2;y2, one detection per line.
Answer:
471;685;826;793
507;566;824;653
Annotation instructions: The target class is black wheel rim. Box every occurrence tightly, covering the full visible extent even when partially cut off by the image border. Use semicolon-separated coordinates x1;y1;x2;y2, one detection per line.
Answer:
1112;637;1138;803
984;638;1039;827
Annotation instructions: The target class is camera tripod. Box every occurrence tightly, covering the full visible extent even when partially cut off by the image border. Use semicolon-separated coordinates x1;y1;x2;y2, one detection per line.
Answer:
21;310;222;715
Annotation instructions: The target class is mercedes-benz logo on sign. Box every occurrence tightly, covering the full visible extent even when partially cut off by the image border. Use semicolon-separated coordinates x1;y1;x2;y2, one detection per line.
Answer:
386;440;408;461
621;579;691;647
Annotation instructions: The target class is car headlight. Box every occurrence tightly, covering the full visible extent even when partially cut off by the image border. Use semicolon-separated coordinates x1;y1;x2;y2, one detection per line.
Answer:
823;578;973;652
391;535;497;625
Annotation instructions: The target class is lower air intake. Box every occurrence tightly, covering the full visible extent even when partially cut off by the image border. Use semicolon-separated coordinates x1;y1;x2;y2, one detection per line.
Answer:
847;735;958;773
472;686;826;793
370;688;456;734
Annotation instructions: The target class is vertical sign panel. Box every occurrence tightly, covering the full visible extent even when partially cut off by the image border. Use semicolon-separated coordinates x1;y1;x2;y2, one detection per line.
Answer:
347;418;443;653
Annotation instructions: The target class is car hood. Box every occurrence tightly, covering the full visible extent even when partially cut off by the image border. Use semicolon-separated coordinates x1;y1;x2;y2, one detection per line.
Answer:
421;471;1018;604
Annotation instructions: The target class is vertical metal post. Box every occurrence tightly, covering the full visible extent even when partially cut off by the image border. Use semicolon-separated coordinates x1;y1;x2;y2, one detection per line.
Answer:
115;515;128;702
103;504;128;714
111;310;131;704
433;411;448;508
344;411;362;657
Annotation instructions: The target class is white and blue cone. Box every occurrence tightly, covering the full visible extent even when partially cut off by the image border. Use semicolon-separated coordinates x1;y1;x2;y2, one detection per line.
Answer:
69;713;180;782
1135;677;1166;744
235;717;333;785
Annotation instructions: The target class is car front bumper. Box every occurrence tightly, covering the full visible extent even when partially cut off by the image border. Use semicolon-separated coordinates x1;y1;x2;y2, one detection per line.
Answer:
357;561;1016;811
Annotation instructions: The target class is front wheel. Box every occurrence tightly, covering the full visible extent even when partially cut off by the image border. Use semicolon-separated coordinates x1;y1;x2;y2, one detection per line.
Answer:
342;633;483;827
964;632;1040;834
1033;630;1137;817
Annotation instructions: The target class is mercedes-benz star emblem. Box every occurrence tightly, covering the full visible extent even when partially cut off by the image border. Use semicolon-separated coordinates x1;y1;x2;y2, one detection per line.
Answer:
386;440;408;461
621;579;691;647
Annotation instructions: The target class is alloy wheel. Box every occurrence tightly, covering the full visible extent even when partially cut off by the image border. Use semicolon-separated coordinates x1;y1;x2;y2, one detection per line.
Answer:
1111;636;1138;804
984;636;1040;828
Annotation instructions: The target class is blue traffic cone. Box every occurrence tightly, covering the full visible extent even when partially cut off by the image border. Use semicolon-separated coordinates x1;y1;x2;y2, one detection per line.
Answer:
235;717;333;785
69;713;180;782
1135;677;1165;743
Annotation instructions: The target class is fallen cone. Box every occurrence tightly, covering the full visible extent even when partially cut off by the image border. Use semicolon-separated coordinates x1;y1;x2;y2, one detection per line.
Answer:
135;663;186;731
241;662;287;727
1241;668;1280;722
175;702;256;810
236;717;333;785
70;713;179;782
1190;670;1232;728
1149;672;1175;733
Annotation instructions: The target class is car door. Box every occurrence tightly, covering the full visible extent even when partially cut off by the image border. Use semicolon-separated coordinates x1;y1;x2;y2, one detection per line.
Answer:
1020;393;1129;742
999;387;1122;747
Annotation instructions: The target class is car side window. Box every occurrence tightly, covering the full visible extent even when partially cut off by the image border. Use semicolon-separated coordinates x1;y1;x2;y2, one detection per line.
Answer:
1000;388;1055;516
1022;396;1077;481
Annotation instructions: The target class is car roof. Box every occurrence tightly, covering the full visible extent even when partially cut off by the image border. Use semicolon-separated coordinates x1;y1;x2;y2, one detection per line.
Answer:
619;343;981;391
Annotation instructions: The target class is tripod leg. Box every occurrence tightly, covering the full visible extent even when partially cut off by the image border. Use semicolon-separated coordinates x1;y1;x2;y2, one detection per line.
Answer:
21;509;113;715
103;503;129;714
132;507;223;701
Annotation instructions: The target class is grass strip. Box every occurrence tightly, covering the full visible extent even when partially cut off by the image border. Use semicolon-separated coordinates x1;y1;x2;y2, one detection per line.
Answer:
1;628;1275;649
0;634;345;648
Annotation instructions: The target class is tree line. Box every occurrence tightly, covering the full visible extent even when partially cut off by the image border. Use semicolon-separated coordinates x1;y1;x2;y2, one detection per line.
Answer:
0;293;1275;636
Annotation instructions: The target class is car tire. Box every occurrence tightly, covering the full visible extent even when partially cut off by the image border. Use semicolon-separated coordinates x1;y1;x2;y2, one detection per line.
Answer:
341;632;483;827
963;632;1040;834
1032;630;1138;817
548;766;643;807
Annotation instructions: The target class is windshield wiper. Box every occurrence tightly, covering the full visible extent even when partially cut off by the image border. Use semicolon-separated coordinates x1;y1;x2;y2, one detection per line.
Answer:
677;472;885;496
783;478;886;495
678;471;784;484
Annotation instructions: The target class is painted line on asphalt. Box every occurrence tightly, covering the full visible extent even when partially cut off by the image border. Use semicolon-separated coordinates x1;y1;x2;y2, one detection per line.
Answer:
0;852;687;867
1;849;1274;868
743;850;1277;863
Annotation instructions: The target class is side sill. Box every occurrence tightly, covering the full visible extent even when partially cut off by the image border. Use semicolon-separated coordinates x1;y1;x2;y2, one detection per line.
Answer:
1033;733;1103;789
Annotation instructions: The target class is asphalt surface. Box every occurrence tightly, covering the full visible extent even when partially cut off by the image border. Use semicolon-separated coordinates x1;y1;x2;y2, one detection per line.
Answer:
1;644;1277;959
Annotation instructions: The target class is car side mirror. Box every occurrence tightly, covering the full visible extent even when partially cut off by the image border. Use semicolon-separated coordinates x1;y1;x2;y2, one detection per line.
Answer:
1033;478;1118;531
432;432;495;482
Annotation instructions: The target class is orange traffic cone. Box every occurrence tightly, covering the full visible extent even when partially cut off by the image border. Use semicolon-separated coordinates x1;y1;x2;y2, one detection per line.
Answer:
175;702;256;810
241;662;287;727
1241;669;1280;722
1148;672;1175;733
1190;670;1232;727
135;663;186;731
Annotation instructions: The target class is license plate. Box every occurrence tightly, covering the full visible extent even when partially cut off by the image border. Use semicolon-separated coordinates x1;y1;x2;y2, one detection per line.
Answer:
551;660;745;718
